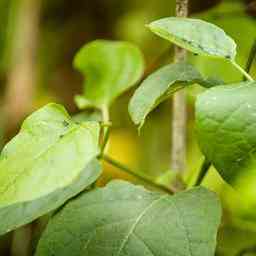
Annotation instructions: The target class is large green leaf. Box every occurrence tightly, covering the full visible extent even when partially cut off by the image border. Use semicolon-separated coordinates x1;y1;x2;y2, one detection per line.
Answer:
148;17;237;60
128;62;203;127
36;181;221;256
196;82;256;200
0;103;101;235
74;40;145;109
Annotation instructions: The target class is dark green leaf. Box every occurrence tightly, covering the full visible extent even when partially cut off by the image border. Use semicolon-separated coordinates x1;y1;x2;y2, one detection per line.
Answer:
74;40;145;109
129;62;203;127
196;82;256;199
148;17;237;60
36;180;221;256
0;103;101;235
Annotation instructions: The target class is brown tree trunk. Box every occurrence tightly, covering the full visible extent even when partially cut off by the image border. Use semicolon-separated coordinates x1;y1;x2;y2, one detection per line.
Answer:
4;0;41;135
171;0;188;177
6;1;42;255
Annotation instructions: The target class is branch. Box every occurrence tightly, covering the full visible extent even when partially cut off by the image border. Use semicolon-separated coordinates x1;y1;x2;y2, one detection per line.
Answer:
171;0;189;179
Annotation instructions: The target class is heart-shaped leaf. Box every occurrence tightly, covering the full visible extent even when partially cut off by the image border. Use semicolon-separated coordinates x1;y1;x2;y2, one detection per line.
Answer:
148;17;237;60
0;103;101;235
36;180;221;256
128;62;203;127
196;82;256;197
74;40;145;109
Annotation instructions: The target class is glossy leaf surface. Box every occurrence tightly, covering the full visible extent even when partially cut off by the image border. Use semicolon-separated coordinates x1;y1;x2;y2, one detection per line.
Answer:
196;82;256;199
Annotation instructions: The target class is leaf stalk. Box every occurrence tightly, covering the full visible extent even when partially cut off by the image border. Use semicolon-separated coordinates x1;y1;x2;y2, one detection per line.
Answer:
101;154;175;194
231;61;254;81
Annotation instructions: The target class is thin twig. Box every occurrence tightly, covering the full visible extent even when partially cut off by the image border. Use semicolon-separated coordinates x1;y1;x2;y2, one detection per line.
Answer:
244;39;256;80
100;128;110;155
231;61;254;81
100;105;110;155
101;154;175;194
194;158;211;186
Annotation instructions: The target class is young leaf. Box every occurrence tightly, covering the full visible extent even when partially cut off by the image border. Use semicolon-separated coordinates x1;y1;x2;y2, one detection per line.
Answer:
0;103;101;235
36;180;221;256
74;40;145;109
196;82;256;199
148;17;237;60
128;62;203;127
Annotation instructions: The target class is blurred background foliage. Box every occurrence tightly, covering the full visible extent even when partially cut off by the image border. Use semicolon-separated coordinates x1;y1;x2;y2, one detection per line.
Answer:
0;0;256;255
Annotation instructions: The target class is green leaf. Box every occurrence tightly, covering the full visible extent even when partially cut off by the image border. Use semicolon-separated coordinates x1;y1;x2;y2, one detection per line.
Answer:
0;103;101;235
196;82;256;199
74;40;145;109
148;17;237;60
128;62;203;127
36;181;221;256
72;110;102;123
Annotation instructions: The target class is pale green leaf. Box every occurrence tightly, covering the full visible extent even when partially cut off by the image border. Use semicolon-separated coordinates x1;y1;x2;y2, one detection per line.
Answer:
196;82;256;200
128;62;203;127
72;110;102;123
0;103;101;235
148;17;237;60
74;40;145;109
36;180;221;256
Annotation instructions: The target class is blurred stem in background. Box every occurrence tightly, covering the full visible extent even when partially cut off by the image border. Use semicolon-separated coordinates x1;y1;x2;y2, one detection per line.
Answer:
245;38;256;76
3;0;41;136
171;0;188;188
6;0;42;255
11;226;32;256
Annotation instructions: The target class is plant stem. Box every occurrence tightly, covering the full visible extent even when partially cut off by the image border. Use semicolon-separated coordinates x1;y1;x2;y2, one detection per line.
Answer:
100;105;110;155
194;158;211;186
102;154;174;194
245;39;256;78
231;61;254;81
171;0;189;182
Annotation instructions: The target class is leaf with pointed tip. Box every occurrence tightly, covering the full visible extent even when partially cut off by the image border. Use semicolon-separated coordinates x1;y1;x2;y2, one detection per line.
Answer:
196;81;256;200
74;40;145;109
36;180;221;256
128;62;203;127
0;103;101;235
148;17;237;60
